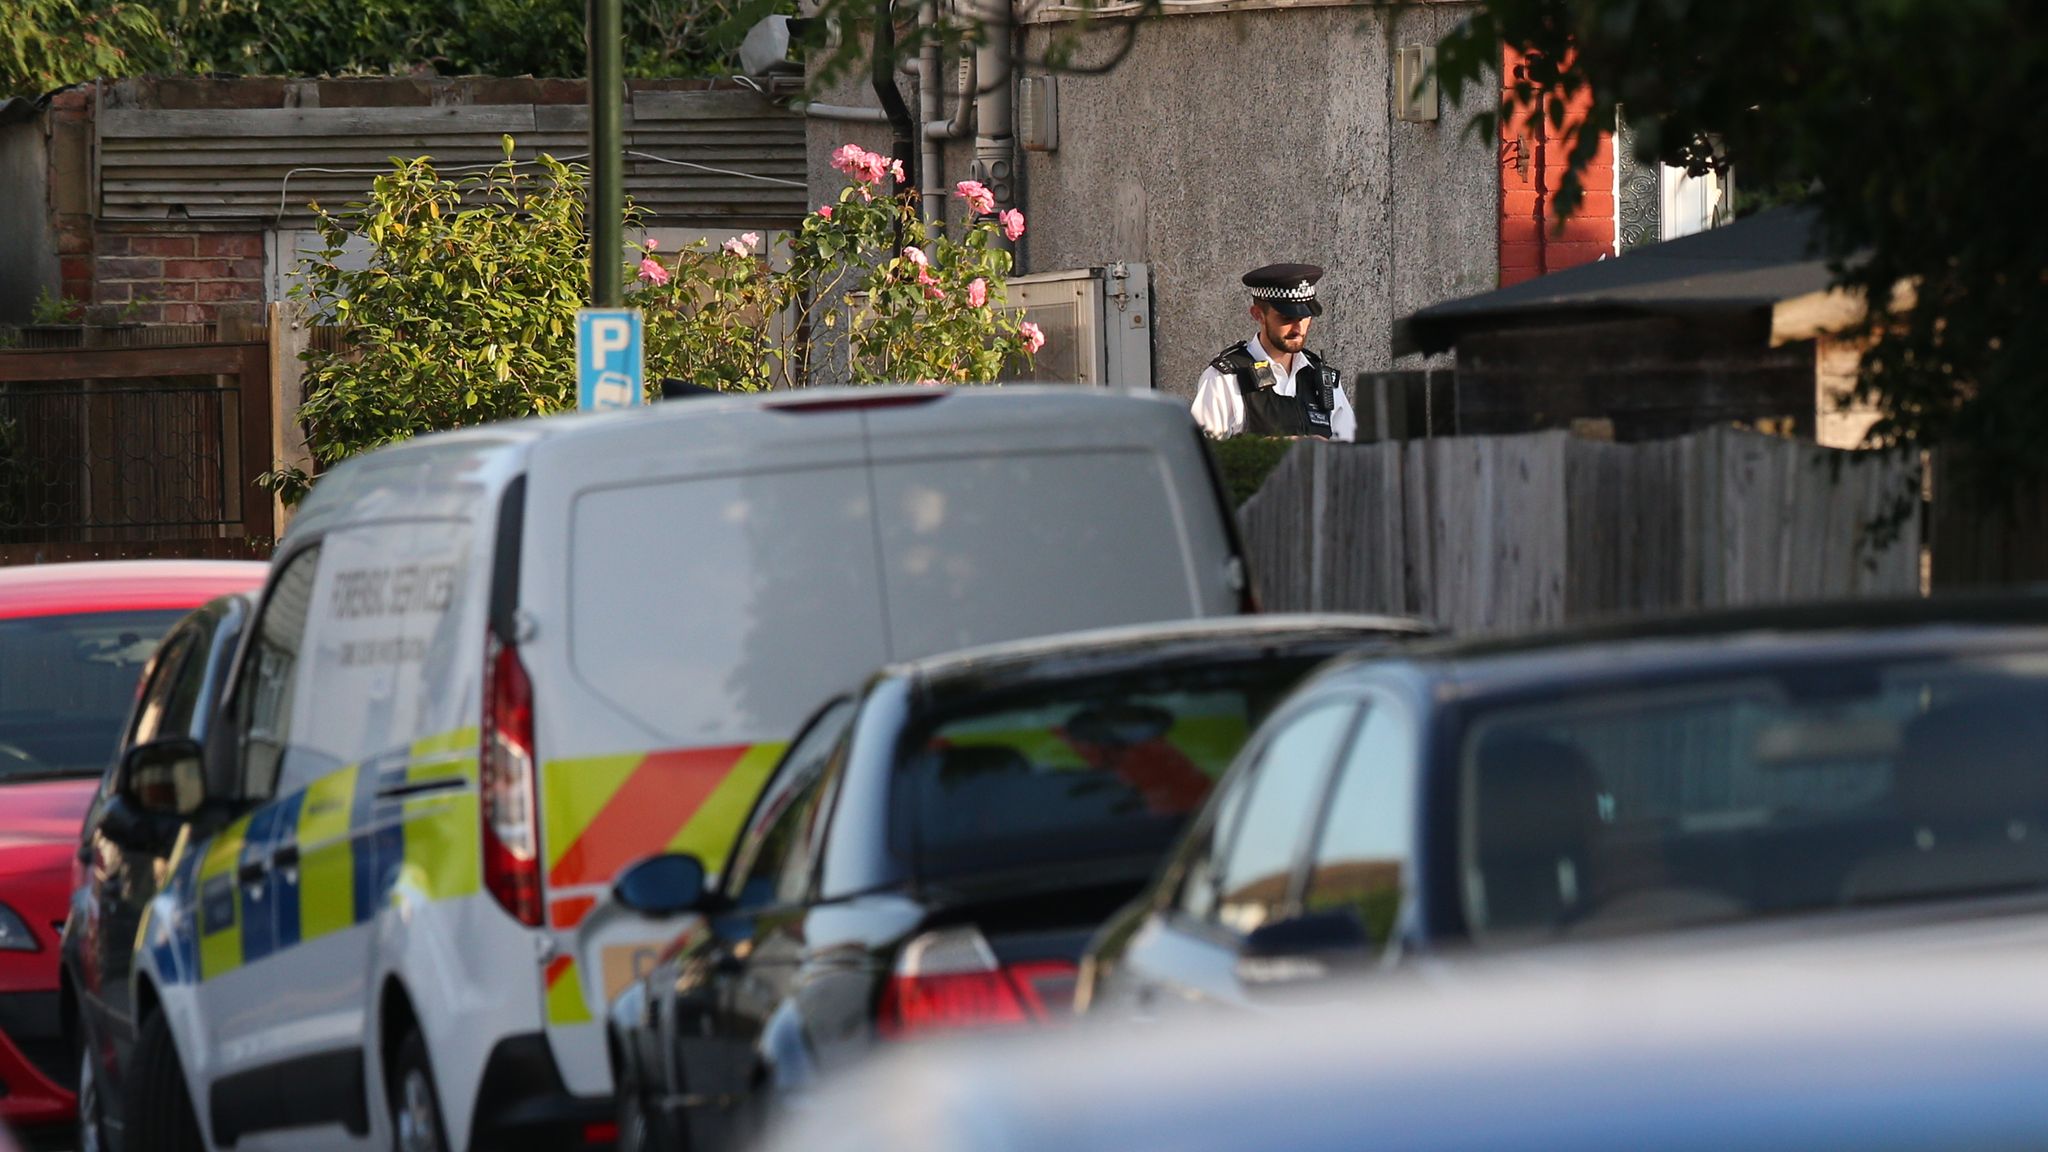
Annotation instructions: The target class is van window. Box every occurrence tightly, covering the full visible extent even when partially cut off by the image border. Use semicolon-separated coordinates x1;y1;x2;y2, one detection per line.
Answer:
871;451;1197;658
280;520;475;794
236;547;320;802
570;468;888;742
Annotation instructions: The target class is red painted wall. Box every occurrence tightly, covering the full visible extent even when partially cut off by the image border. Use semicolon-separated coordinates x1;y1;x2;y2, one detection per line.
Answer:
1498;46;1617;288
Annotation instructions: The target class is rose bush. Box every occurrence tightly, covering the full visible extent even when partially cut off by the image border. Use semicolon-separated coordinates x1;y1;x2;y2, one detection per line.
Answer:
271;141;1038;500
630;145;1038;387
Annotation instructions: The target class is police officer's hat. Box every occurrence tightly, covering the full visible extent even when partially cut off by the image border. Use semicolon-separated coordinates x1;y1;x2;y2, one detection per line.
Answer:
1243;263;1324;319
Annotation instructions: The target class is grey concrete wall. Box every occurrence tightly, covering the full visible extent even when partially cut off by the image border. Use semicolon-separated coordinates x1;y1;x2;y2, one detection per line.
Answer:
0;115;60;324
802;2;1497;395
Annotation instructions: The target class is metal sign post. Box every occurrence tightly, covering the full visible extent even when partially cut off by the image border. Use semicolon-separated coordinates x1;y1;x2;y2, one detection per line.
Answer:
588;0;624;308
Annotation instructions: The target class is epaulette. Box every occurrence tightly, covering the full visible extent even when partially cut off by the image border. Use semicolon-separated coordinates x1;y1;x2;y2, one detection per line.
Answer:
1210;341;1253;373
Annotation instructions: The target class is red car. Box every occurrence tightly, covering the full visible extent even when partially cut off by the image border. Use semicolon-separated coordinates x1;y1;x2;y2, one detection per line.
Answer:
0;560;266;1140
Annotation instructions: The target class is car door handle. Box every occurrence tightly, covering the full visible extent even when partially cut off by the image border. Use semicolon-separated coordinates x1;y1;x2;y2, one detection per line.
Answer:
272;843;301;869
237;859;266;886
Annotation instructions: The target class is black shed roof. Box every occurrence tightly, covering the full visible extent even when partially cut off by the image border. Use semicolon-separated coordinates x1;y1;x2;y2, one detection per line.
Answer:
1397;207;1834;357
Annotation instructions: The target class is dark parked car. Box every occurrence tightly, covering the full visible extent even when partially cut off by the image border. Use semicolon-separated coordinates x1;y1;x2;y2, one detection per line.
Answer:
1079;596;2048;1015
57;592;256;1152
601;614;1431;1152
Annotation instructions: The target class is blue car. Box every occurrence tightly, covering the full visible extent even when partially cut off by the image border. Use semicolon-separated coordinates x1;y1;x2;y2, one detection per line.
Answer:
1080;595;2048;1014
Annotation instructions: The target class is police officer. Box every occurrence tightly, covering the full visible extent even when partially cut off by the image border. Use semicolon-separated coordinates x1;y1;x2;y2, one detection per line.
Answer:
1192;263;1356;442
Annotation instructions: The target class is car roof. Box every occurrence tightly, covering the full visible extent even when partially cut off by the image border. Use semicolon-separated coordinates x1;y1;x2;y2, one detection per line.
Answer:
0;559;270;620
885;613;1433;702
764;931;2048;1152
1316;591;2048;701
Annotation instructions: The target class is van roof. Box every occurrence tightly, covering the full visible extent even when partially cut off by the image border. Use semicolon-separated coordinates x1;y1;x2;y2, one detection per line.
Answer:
288;386;1200;541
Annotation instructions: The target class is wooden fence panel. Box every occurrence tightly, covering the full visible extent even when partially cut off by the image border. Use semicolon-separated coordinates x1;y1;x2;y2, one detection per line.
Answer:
1239;428;1921;636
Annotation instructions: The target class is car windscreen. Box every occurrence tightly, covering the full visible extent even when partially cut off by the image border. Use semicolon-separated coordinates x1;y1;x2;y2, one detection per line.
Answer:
0;609;186;779
895;656;1325;883
1457;649;2048;943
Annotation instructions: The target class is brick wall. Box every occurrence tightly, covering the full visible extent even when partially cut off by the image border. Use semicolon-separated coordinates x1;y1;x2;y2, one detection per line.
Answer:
1498;46;1616;289
95;233;265;324
48;88;95;306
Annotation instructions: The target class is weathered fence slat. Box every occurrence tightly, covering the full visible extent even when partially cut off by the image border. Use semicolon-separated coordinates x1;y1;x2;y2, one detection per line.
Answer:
1238;428;1922;636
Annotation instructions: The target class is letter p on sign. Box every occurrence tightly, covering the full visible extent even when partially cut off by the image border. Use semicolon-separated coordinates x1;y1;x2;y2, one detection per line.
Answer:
576;307;645;411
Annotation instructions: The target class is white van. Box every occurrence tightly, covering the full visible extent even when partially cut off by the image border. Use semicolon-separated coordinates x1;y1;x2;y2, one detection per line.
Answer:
114;387;1250;1152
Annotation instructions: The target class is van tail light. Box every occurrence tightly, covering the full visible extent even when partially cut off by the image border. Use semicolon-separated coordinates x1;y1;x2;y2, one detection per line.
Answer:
480;636;543;927
875;927;1078;1039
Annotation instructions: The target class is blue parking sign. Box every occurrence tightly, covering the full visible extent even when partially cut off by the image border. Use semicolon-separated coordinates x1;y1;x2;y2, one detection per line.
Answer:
576;308;644;411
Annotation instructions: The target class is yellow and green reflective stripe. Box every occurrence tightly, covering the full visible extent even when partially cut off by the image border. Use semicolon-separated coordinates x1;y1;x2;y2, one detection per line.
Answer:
398;789;481;902
545;956;594;1024
666;741;785;866
297;764;359;943
197;813;250;980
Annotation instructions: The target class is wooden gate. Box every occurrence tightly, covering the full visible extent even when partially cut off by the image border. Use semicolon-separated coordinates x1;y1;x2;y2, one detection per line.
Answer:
0;340;274;565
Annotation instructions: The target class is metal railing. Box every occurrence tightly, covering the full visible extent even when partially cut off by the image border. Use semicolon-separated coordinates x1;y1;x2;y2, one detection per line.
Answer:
0;379;242;542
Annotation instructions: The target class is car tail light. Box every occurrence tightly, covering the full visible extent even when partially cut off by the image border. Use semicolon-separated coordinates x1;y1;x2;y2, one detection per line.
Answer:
875;927;1078;1039
480;636;542;927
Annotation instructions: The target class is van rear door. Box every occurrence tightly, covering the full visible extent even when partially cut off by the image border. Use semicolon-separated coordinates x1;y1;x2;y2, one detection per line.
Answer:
859;388;1243;657
519;405;885;1091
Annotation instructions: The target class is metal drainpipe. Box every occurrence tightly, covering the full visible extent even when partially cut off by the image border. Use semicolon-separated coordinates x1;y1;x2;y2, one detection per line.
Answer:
970;0;1015;253
918;0;944;224
872;0;917;207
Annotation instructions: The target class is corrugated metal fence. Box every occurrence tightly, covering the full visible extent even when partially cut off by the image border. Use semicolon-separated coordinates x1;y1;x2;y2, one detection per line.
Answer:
98;90;807;229
1239;428;1920;635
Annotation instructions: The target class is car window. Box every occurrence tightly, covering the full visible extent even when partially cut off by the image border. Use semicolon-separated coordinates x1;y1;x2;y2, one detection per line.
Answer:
723;699;855;907
1457;651;2048;943
1212;702;1357;935
776;733;852;906
895;659;1324;885
1173;764;1256;923
233;546;320;802
0;608;187;779
129;624;203;749
1303;699;1417;951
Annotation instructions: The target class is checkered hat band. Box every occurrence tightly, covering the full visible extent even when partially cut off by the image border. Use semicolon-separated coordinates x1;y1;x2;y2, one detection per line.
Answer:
1251;284;1316;301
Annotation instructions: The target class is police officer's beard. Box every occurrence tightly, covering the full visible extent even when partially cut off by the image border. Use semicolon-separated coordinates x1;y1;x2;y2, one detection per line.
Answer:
1267;326;1307;353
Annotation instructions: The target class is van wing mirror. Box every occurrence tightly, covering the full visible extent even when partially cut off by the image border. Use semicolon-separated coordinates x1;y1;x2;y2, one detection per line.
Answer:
118;738;206;818
613;853;710;917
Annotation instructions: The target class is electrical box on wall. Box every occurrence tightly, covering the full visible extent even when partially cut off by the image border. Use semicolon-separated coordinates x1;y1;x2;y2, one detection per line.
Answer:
1395;45;1439;122
995;263;1152;389
1019;75;1059;152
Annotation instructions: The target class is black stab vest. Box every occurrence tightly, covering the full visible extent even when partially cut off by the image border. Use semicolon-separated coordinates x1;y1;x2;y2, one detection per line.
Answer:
1210;342;1338;438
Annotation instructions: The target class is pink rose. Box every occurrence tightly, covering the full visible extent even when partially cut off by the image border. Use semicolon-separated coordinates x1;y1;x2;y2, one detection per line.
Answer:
817;205;834;219
830;143;866;177
1020;320;1045;355
721;237;749;257
955;180;996;216
644;238;659;251
831;143;891;185
902;245;929;267
889;158;907;183
637;257;670;286
999;209;1025;241
924;282;946;301
966;277;988;308
741;232;761;250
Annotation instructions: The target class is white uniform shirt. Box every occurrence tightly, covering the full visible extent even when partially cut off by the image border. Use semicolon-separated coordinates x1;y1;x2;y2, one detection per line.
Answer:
1190;335;1358;442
